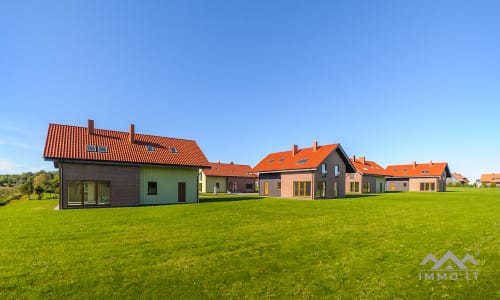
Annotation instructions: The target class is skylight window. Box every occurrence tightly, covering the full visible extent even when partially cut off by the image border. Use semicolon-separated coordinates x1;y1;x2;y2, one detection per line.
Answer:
421;170;429;174
279;158;285;163
146;145;154;151
297;158;309;165
403;168;407;172
86;145;97;152
170;147;178;153
269;159;275;163
97;146;108;153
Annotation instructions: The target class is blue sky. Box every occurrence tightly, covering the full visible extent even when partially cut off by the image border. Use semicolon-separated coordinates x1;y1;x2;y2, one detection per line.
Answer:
1;0;499;181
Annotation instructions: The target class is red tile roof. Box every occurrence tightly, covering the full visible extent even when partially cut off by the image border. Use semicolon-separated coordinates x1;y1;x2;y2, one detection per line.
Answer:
203;162;256;178
451;173;469;183
253;143;354;173
386;162;450;178
43;123;210;168
350;157;389;176
480;173;500;183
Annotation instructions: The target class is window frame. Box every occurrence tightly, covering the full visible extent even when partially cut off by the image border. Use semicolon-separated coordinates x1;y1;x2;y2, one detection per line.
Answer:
147;181;158;195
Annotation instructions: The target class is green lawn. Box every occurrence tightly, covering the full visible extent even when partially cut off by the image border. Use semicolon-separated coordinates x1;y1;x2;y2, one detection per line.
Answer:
0;188;498;299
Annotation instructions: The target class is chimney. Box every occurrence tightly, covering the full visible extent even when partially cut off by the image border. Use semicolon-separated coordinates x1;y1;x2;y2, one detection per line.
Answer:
413;161;417;168
88;119;94;135
129;124;135;144
292;144;298;157
313;141;318;152
359;156;366;165
352;155;356;162
230;162;234;165
429;160;433;167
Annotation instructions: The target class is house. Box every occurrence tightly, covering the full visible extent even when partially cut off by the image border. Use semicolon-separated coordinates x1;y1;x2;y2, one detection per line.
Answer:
43;120;210;209
480;173;500;186
346;156;388;193
385;161;451;192
252;142;355;199
447;173;470;186
199;162;257;193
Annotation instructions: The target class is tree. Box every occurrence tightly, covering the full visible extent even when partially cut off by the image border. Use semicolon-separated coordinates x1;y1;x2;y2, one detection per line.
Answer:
20;180;34;200
35;185;44;200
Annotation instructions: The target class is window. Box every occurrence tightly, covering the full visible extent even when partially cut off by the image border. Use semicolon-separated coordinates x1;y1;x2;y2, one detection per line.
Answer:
97;145;108;153
316;181;326;198
334;165;340;177
170;147;178;153
350;182;359;192
86;145;96;152
333;182;338;198
269;159;275;163
350;174;355;179
420;182;434;191
421;170;429;174
245;183;253;190
148;182;158;195
293;181;311;197
403;182;407;187
67;181;110;206
146;145;154;151
276;181;281;190
279;158;285;163
321;163;327;177
403;168;407;172
362;181;371;193
297;158;309;165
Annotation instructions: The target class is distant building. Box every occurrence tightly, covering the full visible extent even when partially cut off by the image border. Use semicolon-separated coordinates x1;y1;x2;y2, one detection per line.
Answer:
253;141;355;199
480;173;500;186
385;161;451;192
199;162;257;193
346;156;388;193
447;173;469;186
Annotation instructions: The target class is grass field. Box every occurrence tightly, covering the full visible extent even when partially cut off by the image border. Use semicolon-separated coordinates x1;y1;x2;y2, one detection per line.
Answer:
0;188;498;299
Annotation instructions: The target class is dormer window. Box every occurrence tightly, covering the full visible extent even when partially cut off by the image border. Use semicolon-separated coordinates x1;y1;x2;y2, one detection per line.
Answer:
97;146;108;153
86;145;97;152
297;158;309;165
170;147;178;153
146;145;154;151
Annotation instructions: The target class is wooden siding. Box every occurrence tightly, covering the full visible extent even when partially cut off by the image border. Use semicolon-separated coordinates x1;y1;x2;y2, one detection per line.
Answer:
60;162;140;208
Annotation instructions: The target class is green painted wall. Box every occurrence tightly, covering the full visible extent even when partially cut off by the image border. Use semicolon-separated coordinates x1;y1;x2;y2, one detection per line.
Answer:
204;176;227;193
375;176;386;193
140;167;198;204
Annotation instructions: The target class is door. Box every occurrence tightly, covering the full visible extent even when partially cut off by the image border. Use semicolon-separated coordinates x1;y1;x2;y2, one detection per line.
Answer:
390;183;395;191
178;182;186;202
264;182;269;195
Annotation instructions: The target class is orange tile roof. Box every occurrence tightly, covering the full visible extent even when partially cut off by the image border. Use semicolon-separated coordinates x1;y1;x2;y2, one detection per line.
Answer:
203;162;256;178
451;173;469;183
480;173;500;183
386;162;450;178
43;123;210;168
350;157;389;176
253;143;354;173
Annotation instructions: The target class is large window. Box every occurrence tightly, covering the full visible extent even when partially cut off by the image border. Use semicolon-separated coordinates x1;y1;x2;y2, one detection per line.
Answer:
294;181;311;197
420;182;436;191
148;182;158;195
334;165;340;177
362;181;371;193
321;163;327;177
316;181;326;198
68;181;110;206
350;182;360;192
276;181;281;190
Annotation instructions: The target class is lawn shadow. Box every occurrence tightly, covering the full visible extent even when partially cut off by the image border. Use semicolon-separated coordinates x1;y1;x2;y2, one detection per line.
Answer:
200;196;264;203
345;193;383;199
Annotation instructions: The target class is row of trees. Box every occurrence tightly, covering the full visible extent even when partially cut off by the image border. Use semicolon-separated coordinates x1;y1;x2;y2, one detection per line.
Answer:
0;171;59;200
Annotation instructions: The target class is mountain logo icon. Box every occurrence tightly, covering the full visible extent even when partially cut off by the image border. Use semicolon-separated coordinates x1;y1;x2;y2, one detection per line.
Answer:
420;250;479;270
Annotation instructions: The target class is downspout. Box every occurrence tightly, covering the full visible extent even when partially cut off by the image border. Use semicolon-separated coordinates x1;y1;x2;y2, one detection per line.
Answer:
59;161;63;210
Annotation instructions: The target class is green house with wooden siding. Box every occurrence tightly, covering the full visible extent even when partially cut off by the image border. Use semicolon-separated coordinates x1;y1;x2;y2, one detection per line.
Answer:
43;120;210;209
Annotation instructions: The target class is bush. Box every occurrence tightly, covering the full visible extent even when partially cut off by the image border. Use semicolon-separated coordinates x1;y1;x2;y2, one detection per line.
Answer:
491;182;497;188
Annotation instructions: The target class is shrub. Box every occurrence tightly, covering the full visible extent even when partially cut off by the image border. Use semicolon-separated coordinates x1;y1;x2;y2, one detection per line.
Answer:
491;182;497;188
